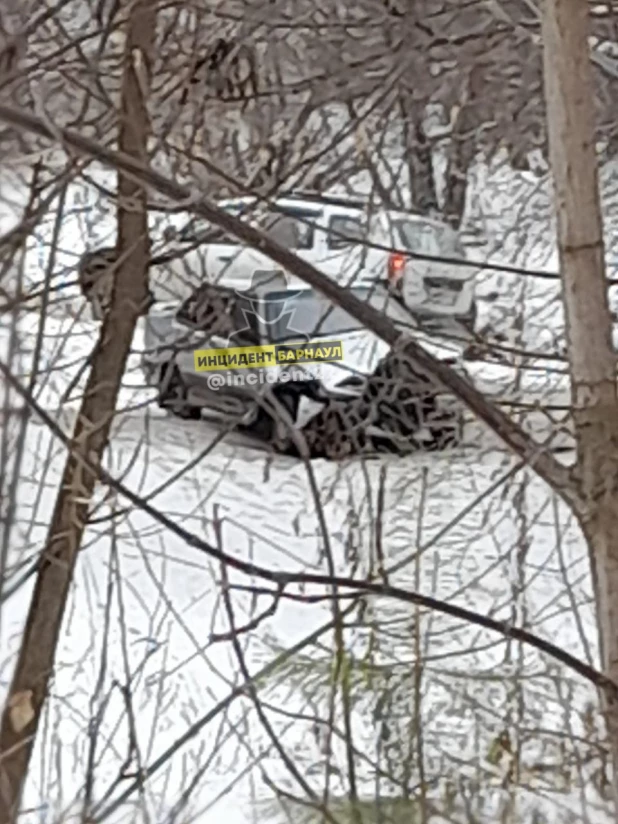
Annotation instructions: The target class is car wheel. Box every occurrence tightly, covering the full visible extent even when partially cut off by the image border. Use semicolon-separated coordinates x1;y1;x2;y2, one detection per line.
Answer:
157;363;201;420
241;387;303;444
244;406;277;441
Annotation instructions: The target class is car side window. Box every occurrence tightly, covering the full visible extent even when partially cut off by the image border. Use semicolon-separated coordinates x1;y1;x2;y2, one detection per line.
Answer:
327;216;365;249
436;226;466;256
177;219;236;245
413;224;439;254
262;210;316;250
176;203;245;244
392;219;442;254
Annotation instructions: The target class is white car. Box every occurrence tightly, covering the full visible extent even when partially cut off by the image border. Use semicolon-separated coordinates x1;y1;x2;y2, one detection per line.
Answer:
383;212;477;330
151;193;478;328
143;277;468;453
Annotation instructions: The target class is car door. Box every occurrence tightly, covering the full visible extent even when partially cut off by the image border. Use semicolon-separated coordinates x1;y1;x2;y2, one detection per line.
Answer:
242;205;323;289
148;211;232;303
173;285;262;387
174;203;250;293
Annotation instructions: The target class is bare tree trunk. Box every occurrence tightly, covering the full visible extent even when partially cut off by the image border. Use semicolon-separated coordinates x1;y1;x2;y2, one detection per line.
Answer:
542;0;618;807
442;67;483;230
398;93;438;213
442;117;471;229
0;3;156;819
348;101;401;211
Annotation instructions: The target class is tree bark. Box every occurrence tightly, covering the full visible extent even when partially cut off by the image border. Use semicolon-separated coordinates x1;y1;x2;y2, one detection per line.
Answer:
0;3;156;820
442;67;483;230
542;0;618;807
399;93;438;213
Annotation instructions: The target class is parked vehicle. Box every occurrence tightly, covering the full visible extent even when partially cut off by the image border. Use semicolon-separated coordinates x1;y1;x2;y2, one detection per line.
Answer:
144;277;389;424
381;212;477;331
142;277;465;449
153;192;477;328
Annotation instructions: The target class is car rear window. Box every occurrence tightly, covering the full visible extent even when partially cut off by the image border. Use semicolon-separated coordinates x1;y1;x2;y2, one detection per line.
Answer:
391;218;465;256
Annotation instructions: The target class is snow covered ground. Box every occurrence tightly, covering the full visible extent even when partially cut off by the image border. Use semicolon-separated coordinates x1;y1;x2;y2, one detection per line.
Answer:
1;403;604;823
0;157;612;823
0;310;602;822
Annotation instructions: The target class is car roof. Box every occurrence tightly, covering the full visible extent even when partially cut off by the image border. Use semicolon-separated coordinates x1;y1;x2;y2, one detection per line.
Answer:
217;195;323;215
376;209;456;232
213;195;456;235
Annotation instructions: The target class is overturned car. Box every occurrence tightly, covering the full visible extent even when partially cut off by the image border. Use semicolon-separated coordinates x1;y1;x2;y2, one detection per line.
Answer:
141;276;465;459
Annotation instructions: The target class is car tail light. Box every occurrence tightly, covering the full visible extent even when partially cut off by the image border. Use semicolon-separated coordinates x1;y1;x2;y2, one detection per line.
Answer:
387;253;406;289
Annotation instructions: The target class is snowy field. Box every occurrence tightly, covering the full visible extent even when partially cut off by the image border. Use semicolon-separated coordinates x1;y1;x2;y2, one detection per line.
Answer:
1;404;604;824
0;157;614;823
0;317;606;823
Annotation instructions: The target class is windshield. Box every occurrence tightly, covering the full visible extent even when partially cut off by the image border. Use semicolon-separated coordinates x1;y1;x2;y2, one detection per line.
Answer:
327;215;368;249
175;284;262;345
259;288;374;344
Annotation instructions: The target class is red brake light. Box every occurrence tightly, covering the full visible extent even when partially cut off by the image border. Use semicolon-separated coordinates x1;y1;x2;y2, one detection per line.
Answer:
387;253;406;288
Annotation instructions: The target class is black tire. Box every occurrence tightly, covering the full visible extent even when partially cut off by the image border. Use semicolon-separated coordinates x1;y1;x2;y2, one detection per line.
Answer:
335;375;365;391
243;405;277;440
157;363;201;420
426;410;464;450
240;387;304;443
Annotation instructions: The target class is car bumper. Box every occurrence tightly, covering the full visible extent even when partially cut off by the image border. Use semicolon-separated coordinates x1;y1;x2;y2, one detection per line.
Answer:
402;280;475;319
409;298;474;319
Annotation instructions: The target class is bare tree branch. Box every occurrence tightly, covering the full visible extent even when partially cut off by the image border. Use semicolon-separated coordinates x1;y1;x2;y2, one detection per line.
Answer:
0;4;157;818
0;101;578;508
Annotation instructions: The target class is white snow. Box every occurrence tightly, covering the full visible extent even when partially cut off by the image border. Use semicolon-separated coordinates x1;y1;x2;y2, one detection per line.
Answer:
0;410;604;823
0;157;612;824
